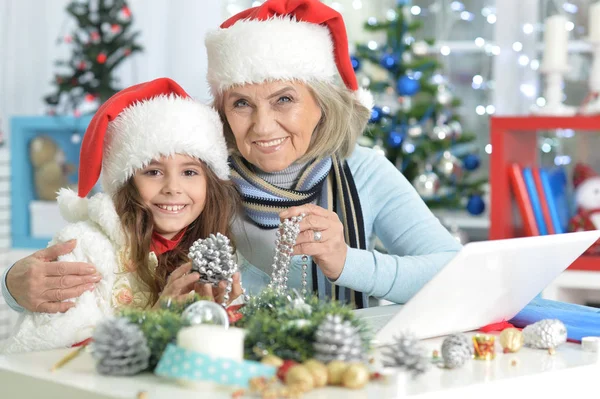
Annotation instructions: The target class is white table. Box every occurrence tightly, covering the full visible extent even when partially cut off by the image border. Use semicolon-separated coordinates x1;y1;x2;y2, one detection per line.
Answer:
1;332;599;399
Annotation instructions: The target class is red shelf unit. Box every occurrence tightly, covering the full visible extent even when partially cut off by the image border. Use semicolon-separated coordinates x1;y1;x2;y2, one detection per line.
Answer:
490;115;600;271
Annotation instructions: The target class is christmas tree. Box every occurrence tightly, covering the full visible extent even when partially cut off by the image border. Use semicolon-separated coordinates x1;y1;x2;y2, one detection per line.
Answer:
45;0;143;116
354;2;487;215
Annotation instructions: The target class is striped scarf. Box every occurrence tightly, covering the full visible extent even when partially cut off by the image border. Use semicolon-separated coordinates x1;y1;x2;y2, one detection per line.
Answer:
230;155;368;308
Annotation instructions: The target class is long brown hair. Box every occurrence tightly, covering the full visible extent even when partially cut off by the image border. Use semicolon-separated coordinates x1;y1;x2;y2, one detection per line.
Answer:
113;162;240;306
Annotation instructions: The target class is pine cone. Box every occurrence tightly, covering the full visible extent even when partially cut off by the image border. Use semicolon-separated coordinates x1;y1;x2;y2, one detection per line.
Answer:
313;314;365;363
523;319;567;349
188;233;237;286
441;334;473;369
382;333;429;376
91;317;150;376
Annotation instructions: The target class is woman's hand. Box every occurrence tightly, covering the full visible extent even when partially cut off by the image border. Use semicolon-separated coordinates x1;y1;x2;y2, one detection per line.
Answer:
280;204;348;281
6;240;101;313
195;272;244;305
154;262;200;308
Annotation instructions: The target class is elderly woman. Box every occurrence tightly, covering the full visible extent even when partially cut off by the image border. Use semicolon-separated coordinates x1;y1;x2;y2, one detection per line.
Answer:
2;0;459;313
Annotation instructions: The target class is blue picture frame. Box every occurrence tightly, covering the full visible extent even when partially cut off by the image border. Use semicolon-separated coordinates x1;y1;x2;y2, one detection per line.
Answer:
10;116;92;249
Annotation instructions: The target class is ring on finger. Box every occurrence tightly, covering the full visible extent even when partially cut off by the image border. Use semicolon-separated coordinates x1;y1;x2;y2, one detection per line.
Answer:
313;231;322;242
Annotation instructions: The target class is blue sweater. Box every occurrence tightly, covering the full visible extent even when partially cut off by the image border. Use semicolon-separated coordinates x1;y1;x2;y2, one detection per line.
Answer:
2;145;461;310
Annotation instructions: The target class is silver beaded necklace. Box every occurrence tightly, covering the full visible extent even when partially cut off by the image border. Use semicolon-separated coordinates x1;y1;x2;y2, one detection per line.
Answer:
268;213;308;295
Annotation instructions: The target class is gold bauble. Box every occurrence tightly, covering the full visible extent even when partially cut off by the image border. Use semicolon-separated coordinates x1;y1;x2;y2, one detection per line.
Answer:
341;363;370;390
261;354;284;368
327;360;348;385
499;328;524;353
285;365;314;392
303;359;328;388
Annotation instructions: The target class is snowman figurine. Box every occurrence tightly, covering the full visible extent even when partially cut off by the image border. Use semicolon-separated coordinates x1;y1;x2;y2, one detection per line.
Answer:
568;163;600;254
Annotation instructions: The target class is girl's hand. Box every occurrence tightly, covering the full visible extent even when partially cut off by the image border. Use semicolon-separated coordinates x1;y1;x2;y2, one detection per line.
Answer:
195;272;244;305
280;204;348;281
154;262;199;308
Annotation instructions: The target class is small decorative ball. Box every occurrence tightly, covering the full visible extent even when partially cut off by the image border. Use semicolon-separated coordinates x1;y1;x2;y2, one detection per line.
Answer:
387;129;404;148
463;154;481;171
261;354;284;368
369;106;384;124
380;53;398;70
413;172;440;198
181;300;229;328
412;40;429;56
396;76;421;96
341;363;370;389
548;347;556;355
351;55;361;72
511;359;519;367
430;124;452;141
402;51;413;63
285;365;314;392
96;53;107;64
436;151;463;182
466;195;486;215
327;360;348;385
407;123;423;138
499;328;524;353
303;359;328;388
447;120;463;139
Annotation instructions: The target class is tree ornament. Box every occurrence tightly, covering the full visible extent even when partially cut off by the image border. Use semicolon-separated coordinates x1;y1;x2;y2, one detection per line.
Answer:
413;171;440;198
447;120;463;139
372;138;387;157
91;317;151;376
188;233;240;306
463;153;480;171
441;334;473;369
436;151;463;182
341;363;370;389
285;364;314;392
326;360;348;385
380;53;398;70
382;333;430;376
387;129;404;148
430;124;452;141
500;328;524;353
396;75;420;96
303;359;328;387
523;319;567;349
351;55;361;72
270;214;306;294
313;314;366;363
181;300;230;327
466;194;486;215
402;51;413;63
436;86;453;106
412;40;429;56
96;53;107;64
369;106;384;123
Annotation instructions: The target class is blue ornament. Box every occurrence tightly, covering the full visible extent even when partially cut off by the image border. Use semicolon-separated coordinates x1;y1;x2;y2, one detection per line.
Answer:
351;55;361;72
396;0;410;5
466;195;485;215
396;76;420;96
387;129;404;148
463;154;480;171
380;54;398;70
369;106;384;124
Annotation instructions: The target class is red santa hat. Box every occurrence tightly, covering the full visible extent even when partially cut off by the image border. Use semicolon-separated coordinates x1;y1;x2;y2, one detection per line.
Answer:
77;77;229;197
205;0;373;109
573;163;599;190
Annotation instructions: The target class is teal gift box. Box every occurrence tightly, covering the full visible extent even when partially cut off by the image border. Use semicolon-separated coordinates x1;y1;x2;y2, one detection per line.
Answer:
155;344;277;388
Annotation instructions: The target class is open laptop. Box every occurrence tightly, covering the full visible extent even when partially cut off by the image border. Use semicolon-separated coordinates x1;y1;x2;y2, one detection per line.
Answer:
354;230;600;345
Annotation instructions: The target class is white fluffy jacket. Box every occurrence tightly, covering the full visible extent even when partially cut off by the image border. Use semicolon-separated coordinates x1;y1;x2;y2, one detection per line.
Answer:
1;189;125;354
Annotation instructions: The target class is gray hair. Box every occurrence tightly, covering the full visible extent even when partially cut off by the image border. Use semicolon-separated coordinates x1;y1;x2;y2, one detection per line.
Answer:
214;80;371;162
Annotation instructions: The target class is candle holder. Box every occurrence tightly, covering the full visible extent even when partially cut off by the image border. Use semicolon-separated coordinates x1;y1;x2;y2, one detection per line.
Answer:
531;65;576;116
580;39;600;114
472;334;496;360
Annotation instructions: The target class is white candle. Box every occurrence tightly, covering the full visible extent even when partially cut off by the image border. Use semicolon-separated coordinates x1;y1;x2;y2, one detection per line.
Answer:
177;325;246;360
590;3;600;42
542;15;569;70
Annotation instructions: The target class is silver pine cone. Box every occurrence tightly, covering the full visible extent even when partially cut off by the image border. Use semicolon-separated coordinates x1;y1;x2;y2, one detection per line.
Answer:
188;233;237;286
382;333;429;376
441;334;473;369
523;319;567;349
91;317;150;376
313;314;365;363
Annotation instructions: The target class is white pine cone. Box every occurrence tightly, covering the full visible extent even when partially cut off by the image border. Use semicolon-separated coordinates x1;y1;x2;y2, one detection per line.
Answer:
523;319;567;349
91;318;150;376
382;332;429;376
188;233;237;286
313;314;365;363
441;334;472;369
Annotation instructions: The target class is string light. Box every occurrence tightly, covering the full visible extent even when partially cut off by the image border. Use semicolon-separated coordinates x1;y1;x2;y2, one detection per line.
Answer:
440;46;451;56
474;37;485;47
523;23;534;34
518;55;530;66
351;0;362;10
410;6;421;16
512;42;523;52
476;105;486;115
485;144;492;154
486;105;496;114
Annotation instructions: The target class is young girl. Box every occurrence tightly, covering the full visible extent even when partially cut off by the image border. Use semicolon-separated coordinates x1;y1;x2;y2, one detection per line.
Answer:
2;78;240;353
